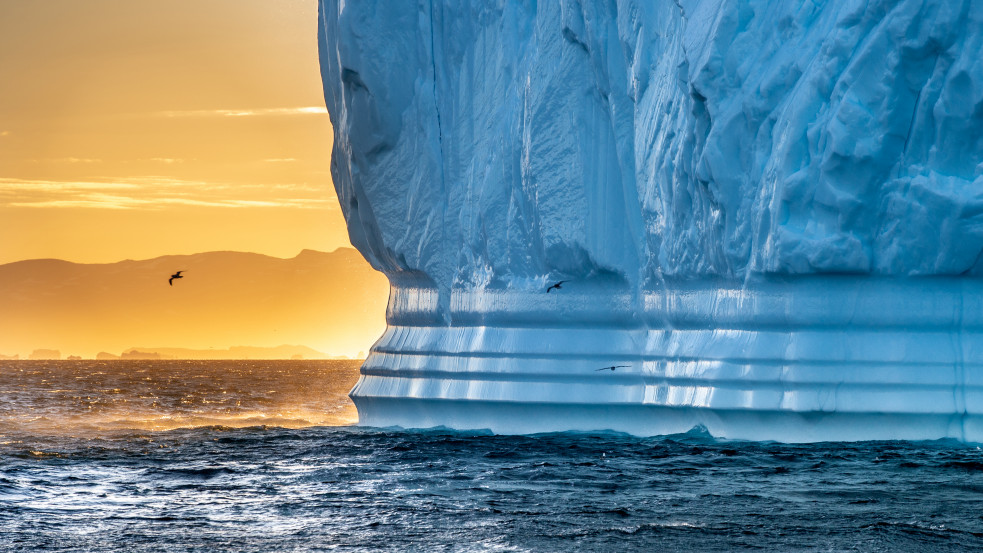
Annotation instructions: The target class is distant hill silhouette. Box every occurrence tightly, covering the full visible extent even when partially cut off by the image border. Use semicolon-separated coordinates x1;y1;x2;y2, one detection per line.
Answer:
0;248;389;359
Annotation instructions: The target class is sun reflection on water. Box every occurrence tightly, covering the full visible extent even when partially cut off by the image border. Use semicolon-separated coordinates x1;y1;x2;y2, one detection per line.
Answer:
0;359;363;435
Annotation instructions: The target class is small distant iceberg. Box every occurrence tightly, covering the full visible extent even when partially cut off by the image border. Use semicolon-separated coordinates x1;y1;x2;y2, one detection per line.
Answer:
319;0;983;442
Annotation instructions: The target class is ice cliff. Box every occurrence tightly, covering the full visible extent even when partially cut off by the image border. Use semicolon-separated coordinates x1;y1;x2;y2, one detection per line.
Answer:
319;0;983;442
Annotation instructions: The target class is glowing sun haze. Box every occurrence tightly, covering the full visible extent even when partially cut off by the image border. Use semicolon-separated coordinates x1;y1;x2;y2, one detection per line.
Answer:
0;0;350;264
0;0;391;359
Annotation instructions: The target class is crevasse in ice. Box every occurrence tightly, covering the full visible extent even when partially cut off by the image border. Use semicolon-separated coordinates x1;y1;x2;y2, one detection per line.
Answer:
318;0;983;441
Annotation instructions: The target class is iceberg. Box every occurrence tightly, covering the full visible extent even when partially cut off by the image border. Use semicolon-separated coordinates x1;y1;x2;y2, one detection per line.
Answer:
318;0;983;442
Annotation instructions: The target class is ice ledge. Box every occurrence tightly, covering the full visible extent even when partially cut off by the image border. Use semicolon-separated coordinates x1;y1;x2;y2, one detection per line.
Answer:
352;276;983;443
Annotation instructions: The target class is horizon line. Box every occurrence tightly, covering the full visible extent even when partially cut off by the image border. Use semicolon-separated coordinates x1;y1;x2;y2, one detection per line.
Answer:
0;246;361;267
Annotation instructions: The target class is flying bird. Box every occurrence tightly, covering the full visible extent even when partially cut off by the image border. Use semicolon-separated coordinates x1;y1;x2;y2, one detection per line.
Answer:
546;280;567;293
596;365;630;372
169;271;185;286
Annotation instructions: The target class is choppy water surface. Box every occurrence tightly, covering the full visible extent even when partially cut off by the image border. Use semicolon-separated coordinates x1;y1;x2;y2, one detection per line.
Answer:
0;360;361;433
2;361;983;551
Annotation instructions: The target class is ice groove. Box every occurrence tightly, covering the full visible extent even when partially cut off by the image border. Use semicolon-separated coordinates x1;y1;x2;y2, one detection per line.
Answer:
363;351;983;373
358;368;983;395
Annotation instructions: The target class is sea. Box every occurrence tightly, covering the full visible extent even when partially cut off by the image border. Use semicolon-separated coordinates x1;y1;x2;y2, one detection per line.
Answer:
1;361;983;552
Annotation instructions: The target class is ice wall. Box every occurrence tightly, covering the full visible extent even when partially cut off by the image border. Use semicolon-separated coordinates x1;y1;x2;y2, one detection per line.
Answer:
319;0;983;441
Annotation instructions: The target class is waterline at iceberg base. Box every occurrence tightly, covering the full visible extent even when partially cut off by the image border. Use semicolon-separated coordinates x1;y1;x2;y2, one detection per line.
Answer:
352;277;983;442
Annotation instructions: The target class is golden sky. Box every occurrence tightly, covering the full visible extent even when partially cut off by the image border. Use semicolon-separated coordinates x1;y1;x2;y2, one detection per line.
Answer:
0;0;350;264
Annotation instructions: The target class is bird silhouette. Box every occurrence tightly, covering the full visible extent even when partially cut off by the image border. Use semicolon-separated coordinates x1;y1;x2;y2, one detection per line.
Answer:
596;365;630;372
546;280;567;293
169;271;185;286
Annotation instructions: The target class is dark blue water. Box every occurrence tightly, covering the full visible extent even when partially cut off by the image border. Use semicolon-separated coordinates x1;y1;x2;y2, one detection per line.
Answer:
2;362;983;551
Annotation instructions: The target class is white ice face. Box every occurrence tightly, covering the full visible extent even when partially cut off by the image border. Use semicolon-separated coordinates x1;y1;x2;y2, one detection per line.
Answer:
319;0;983;441
320;0;983;293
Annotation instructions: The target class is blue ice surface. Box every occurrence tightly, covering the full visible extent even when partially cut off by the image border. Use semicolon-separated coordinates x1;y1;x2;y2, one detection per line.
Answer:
318;0;983;441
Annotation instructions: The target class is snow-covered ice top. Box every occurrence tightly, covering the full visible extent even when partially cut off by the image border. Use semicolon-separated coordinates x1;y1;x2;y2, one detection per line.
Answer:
319;0;983;293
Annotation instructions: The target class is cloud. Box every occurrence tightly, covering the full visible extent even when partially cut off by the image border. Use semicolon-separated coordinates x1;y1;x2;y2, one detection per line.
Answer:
0;177;337;210
27;157;103;164
155;107;328;118
10;197;338;210
25;157;188;165
0;178;138;192
10;195;148;210
0;131;10;137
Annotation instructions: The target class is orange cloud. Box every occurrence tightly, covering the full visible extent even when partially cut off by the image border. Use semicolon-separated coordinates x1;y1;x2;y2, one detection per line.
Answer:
155;107;328;118
0;177;338;210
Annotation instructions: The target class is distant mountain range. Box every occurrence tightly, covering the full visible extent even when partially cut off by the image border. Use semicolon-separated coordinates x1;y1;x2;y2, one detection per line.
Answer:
0;248;389;359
